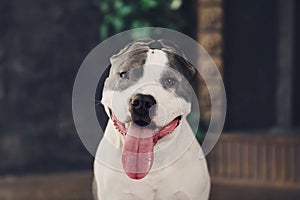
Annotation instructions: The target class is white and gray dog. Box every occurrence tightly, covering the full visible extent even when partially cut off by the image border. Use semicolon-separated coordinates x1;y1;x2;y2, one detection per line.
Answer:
93;39;210;200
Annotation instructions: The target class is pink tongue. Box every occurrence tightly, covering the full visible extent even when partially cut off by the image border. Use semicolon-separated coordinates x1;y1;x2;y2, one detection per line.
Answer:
122;123;154;180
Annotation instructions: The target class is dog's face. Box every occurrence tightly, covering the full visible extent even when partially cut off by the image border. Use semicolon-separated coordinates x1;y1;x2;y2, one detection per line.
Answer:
101;38;195;180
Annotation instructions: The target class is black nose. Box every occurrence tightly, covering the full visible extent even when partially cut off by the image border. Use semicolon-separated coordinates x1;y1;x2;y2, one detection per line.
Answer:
129;94;156;126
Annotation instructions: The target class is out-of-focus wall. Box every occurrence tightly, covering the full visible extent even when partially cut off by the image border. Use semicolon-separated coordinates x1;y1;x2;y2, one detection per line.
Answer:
0;0;100;174
197;0;224;125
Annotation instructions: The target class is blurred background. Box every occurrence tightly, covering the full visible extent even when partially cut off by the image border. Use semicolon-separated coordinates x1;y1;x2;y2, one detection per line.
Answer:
0;0;299;199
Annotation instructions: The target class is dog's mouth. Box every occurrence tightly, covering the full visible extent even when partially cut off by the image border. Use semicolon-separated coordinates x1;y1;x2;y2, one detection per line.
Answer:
111;112;181;144
110;109;181;180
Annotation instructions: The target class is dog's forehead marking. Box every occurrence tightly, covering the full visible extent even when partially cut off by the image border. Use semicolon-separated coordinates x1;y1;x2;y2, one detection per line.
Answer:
144;49;168;66
137;49;169;84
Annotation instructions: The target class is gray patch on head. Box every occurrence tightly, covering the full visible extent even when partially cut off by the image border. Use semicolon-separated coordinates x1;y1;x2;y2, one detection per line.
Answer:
104;38;156;91
159;68;194;102
157;40;196;103
163;50;195;81
105;63;145;91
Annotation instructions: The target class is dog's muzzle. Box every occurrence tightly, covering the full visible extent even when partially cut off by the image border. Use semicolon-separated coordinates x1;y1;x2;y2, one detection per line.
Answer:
109;93;181;180
129;93;156;127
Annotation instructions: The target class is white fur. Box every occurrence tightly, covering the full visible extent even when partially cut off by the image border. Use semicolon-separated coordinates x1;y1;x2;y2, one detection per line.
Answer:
144;49;169;66
95;49;210;199
94;120;210;199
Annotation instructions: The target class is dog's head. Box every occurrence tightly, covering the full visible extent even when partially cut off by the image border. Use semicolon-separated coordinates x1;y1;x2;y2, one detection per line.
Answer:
101;38;196;179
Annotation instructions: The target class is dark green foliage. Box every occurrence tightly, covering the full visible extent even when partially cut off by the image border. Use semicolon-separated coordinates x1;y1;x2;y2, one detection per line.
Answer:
94;0;196;40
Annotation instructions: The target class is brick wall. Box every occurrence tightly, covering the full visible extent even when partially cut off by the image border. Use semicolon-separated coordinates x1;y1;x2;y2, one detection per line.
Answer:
197;0;224;124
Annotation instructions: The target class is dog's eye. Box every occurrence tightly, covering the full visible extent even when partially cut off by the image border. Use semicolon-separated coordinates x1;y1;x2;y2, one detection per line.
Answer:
119;71;129;79
163;78;177;86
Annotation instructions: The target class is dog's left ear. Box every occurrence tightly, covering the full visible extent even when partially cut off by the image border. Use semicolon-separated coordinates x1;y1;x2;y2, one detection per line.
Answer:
157;39;196;81
176;53;196;80
163;50;196;82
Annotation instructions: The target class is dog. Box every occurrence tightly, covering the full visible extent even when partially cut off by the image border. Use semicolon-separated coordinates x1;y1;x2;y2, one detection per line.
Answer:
93;38;210;200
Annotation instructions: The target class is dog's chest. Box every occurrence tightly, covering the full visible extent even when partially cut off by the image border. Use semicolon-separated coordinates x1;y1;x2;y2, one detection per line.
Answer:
94;138;210;200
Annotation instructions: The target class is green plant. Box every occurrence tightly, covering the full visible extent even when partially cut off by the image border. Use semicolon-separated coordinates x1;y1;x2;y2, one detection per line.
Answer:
94;0;190;40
